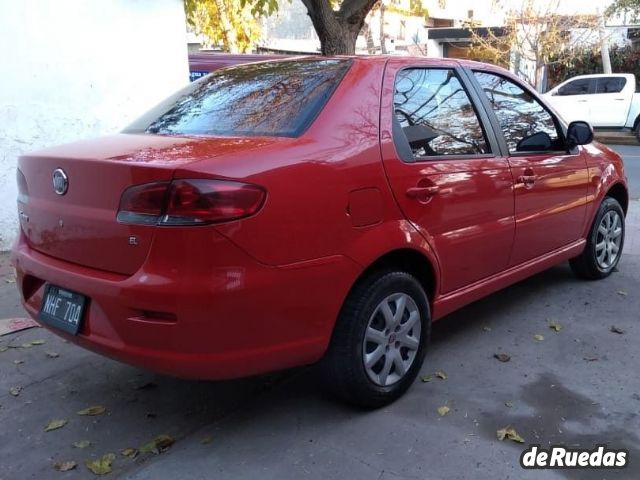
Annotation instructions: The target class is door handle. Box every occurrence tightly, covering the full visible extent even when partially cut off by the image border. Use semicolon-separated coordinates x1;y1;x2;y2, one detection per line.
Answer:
406;185;440;199
517;175;536;185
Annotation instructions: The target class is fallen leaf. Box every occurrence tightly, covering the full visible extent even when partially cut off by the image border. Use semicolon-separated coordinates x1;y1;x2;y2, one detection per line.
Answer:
435;371;447;380
77;405;106;416
46;351;60;358
9;386;22;397
496;426;525;443
437;405;450;416
482;326;492;332
0;346;8;352
505;401;514;408
494;353;511;362
534;334;544;341
30;339;46;345
20;343;33;349
4;277;16;284
200;437;212;445
13;359;24;365
617;290;628;297
120;447;138;459
54;461;77;472
73;440;91;449
45;419;68;432
549;322;562;332
140;434;175;455
610;325;625;335
85;453;115;475
420;375;433;383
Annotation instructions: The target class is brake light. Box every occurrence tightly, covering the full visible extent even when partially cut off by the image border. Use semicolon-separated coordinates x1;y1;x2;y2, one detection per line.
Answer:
117;179;266;226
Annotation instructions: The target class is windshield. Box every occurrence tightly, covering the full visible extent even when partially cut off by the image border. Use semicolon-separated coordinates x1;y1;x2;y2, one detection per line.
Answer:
125;59;351;138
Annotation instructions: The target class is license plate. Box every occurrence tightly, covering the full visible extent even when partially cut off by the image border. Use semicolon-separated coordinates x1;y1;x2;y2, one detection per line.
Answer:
39;284;87;335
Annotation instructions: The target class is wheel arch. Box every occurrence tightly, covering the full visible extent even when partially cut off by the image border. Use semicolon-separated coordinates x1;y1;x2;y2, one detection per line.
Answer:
606;182;629;215
352;248;438;307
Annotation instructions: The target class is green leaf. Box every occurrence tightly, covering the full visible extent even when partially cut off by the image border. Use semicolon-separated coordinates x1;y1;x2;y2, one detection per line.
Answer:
140;434;175;455
45;419;68;432
85;453;115;475
77;405;106;416
73;440;91;449
54;461;77;472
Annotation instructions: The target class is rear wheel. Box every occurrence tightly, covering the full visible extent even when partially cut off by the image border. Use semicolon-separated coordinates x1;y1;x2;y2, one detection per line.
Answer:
570;197;624;279
321;271;430;408
635;121;640;143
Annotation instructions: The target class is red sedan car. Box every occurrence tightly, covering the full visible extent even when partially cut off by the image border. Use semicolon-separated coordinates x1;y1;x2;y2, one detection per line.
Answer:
13;57;627;407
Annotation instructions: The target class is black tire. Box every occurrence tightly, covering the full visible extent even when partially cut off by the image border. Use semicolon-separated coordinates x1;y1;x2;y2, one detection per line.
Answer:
320;270;430;409
635;121;640;143
570;197;625;280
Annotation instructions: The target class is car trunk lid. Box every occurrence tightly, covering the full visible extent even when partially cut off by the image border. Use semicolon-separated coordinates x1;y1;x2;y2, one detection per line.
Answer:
17;133;279;275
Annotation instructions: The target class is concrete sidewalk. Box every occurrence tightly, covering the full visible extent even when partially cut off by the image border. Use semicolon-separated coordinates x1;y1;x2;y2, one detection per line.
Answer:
1;204;640;480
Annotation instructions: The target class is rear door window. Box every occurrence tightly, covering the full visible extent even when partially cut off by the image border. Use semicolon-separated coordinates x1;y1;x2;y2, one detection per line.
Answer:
393;68;490;158
125;59;351;137
557;78;595;96
595;77;627;93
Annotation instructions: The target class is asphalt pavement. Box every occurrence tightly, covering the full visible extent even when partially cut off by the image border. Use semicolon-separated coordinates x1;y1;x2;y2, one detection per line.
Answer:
1;146;640;480
611;144;640;199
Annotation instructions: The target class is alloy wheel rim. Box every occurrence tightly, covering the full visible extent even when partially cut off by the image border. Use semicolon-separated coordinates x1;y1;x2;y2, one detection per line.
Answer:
595;210;623;270
362;293;421;387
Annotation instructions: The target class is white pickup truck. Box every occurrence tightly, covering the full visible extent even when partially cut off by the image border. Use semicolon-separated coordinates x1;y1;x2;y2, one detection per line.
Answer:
544;73;640;140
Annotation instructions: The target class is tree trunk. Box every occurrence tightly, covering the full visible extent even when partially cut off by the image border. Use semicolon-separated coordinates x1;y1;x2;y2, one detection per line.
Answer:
214;0;238;53
301;0;377;55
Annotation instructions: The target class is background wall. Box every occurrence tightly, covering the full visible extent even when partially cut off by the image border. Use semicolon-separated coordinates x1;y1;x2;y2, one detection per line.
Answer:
0;0;189;250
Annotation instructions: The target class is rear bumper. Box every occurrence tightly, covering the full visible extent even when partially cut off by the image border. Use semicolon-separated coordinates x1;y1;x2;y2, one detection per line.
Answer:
12;229;360;379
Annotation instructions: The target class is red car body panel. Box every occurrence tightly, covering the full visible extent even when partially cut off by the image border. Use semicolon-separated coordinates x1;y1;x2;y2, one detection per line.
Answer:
12;56;628;379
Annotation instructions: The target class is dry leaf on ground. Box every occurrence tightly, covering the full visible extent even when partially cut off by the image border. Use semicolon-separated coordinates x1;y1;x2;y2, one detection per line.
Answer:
534;334;544;341
120;448;138;459
77;405;106;416
437;405;450;416
435;371;447;380
496;426;525;443
610;325;625;334
46;351;60;358
73;440;91;449
30;340;46;345
45;419;68;432
494;353;511;362
54;461;77;472
86;453;115;475
140;434;175;455
200;437;212;445
9;386;22;396
549;322;562;332
617;290;628;296
420;375;433;383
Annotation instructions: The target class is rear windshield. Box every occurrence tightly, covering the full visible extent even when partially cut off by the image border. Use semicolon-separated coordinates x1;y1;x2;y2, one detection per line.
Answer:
125;59;351;138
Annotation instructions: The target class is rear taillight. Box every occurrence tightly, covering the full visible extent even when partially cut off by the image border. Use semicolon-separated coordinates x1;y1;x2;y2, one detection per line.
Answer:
17;169;28;202
117;179;266;226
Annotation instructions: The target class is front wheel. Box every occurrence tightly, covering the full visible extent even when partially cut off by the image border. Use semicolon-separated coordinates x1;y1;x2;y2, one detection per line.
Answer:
570;197;625;279
320;271;430;408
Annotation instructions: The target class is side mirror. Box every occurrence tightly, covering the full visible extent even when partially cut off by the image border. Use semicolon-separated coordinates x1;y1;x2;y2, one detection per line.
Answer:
566;121;593;150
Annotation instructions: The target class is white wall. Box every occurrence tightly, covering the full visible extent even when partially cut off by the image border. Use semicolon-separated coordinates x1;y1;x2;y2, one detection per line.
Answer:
0;0;189;250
